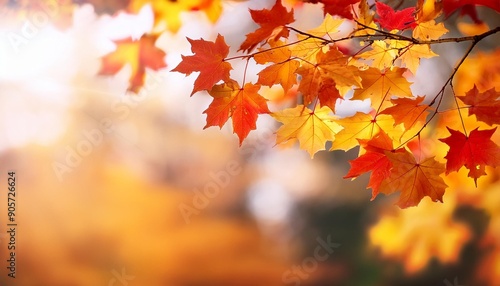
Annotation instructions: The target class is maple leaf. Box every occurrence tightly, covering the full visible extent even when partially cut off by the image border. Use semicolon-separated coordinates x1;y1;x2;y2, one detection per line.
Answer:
457;85;500;126
272;105;342;157
442;0;500;23
129;0;187;33
358;40;398;70
413;20;449;40
296;47;360;110
369;197;471;273
306;14;343;39
415;0;443;22
352;67;413;109
172;34;232;95
391;40;437;74
380;96;429;130
378;149;447;208
439;127;500;184
316;47;362;89
318;78;343;112
99;34;166;93
204;80;270;145
344;131;398;198
330;112;403;152
306;0;361;20
189;0;223;23
289;34;326;62
128;0;222;33
254;41;300;93
239;0;294;52
296;65;344;112
375;2;417;31
355;0;377;36
458;21;490;36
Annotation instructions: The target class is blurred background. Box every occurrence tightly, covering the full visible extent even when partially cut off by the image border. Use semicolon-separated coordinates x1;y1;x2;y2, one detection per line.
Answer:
0;0;499;285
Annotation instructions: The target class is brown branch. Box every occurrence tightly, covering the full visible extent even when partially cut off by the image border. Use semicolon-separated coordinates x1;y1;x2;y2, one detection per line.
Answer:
355;20;500;45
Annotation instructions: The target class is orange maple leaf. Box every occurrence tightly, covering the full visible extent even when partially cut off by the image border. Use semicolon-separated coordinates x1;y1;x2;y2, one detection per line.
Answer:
172;34;232;95
99;34;166;93
458;85;500;126
439;127;500;184
297;47;360;111
254;41;300;93
239;0;295;52
379;149;447;208
297;67;345;112
204;80;270;145
316;47;362;89
352;67;413;109
380;96;429;130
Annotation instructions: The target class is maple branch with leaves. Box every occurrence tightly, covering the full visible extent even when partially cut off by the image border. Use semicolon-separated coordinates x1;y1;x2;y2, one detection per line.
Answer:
171;0;500;208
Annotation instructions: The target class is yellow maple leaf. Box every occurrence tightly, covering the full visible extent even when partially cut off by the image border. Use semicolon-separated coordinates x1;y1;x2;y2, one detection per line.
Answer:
330;112;403;152
290;34;327;62
352;67;413;109
389;40;437;74
413;20;448;40
369;195;471;273
358;40;398;70
272;105;342;158
307;14;344;39
129;0;222;33
355;0;377;36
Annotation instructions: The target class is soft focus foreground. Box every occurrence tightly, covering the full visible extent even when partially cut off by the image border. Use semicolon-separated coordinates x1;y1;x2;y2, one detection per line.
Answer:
0;1;499;286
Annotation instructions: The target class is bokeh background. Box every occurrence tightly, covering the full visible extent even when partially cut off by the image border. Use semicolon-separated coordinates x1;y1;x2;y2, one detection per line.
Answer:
0;0;499;285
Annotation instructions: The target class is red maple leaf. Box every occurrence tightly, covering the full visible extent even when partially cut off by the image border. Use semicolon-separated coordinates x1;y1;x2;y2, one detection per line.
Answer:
239;0;295;52
204;80;270;144
344;131;398;199
442;0;500;23
305;0;361;19
439;127;500;184
172;34;232;95
458;85;500;126
375;2;416;31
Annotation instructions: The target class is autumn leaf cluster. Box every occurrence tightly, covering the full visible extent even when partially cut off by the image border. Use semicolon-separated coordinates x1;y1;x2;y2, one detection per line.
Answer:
172;0;500;208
